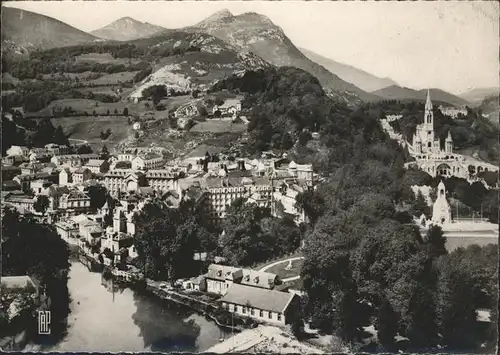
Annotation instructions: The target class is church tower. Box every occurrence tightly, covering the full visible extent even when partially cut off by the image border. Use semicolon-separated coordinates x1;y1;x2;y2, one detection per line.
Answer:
432;181;452;225
445;131;453;153
424;89;434;126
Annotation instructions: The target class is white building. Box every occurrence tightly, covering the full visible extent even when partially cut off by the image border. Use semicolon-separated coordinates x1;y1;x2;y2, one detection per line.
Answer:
431;181;452;225
131;153;163;171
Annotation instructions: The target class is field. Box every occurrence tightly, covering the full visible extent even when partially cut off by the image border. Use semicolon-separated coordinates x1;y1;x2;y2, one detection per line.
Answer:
49;116;132;152
189;120;246;133
75;52;142;65
89;71;139;86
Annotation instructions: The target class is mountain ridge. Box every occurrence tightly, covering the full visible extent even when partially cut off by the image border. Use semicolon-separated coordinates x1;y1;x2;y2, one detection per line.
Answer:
299;47;399;92
373;85;469;107
185;10;379;104
1;7;98;50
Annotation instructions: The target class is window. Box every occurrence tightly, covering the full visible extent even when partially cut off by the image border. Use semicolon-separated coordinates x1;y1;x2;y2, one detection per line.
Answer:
250;309;255;316
259;310;263;317
277;314;282;321
268;312;272;319
242;307;246;314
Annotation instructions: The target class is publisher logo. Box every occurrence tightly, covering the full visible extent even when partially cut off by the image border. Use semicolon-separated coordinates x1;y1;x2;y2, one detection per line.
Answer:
38;310;51;335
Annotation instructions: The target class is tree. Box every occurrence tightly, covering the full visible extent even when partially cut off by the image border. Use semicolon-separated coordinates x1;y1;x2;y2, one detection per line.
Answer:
34;195;50;216
100;144;110;160
411;191;430;217
76;144;93;154
87;185;108;212
54;125;69;146
425;225;447;258
377;298;398;351
294;190;325;225
280;132;294;150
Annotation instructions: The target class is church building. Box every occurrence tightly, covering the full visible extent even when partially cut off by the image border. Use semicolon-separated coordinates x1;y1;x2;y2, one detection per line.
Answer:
412;90;453;155
431;181;452;225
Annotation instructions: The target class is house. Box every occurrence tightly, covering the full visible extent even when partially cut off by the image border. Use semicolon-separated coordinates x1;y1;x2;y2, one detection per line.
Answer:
13;172;58;192
6;145;30;159
59;168;72;186
131;153;163;171
84;159;110;174
30;179;53;195
2;155;23;166
41;185;70;211
79;219;104;243
205;264;243;295
44;144;69;156
29;149;52;163
239;269;281;290
212;99;242;116
19;163;44;175
59;190;91;215
51;154;100;168
3;194;36;214
72;168;92;184
220;283;300;326
55;221;79;241
182;276;207;292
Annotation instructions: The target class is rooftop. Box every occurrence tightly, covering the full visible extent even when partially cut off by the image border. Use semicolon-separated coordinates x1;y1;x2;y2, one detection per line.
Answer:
220;283;296;313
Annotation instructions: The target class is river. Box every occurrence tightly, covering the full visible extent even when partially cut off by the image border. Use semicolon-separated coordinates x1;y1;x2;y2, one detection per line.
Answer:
24;261;229;353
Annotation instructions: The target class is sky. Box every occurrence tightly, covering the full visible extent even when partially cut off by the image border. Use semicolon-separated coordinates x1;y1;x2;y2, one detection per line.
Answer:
4;1;499;94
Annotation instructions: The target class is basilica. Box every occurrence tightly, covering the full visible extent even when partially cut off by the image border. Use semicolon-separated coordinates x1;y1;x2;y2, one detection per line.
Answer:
405;90;498;179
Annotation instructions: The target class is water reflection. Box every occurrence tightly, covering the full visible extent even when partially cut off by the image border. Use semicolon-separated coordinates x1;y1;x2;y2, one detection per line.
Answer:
29;262;226;353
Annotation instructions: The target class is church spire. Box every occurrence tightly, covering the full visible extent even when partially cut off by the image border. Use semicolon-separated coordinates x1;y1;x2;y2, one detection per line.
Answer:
425;89;433;111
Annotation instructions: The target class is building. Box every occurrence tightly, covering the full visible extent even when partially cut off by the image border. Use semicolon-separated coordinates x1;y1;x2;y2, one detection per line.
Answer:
51;154;100;168
431;181;452;225
55;221;79;241
30;179;53;195
403;90;499;179
72;168;92;184
59;168;72;186
201;176;273;220
204;264;281;295
145;169;180;193
439;105;467;119
3;194;36;214
84;159;110;174
103;170;147;196
273;179;307;224
44;144;70;156
205;264;243;295
13;172;58;192
131;153;163;171
2;155;23;166
78;219;104;244
59;190;91;215
6;145;30;159
411;90;445;155
212;99;242;116
220;283;300;326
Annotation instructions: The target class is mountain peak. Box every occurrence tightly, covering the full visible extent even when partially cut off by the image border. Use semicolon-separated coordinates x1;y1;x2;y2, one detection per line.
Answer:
237;12;274;24
91;16;166;41
195;9;234;28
